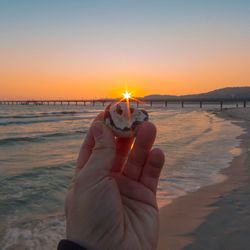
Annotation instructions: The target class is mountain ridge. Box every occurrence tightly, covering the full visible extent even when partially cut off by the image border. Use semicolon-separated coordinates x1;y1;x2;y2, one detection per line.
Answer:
144;87;250;100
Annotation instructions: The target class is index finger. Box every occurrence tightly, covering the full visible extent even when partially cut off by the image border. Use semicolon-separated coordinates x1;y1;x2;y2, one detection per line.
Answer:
75;112;104;175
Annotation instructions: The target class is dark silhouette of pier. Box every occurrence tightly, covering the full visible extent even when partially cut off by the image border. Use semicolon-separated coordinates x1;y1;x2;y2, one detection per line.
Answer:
0;98;249;110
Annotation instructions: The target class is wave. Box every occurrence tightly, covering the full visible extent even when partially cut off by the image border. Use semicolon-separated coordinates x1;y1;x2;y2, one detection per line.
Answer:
0;116;93;126
2;215;66;250
0;130;86;145
0;111;85;120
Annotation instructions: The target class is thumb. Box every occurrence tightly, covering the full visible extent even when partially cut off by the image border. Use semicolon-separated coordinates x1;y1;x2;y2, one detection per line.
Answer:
84;121;116;172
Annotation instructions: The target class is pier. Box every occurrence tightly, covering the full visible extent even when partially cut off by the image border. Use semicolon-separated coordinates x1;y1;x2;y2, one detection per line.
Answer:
0;98;249;110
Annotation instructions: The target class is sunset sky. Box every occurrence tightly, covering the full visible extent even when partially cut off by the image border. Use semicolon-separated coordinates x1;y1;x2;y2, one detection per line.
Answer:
0;0;250;99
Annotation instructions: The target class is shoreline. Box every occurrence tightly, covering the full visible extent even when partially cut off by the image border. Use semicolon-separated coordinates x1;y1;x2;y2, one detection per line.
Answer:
158;108;250;250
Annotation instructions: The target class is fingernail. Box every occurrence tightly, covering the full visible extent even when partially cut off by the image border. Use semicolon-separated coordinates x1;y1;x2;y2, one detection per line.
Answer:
92;122;103;138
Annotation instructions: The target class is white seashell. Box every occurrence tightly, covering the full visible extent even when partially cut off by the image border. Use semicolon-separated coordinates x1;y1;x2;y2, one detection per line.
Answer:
104;102;148;138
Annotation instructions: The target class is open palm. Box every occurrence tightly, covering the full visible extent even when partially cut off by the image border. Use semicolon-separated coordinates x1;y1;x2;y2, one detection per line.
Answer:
65;113;165;250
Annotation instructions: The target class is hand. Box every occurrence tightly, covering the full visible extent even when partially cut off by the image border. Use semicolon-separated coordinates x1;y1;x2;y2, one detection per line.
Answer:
65;113;165;250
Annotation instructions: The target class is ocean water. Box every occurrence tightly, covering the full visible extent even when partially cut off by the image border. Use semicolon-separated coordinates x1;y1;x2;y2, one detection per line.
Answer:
0;104;244;249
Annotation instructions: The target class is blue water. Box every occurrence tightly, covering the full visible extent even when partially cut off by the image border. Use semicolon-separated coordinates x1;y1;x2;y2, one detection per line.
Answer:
0;104;244;249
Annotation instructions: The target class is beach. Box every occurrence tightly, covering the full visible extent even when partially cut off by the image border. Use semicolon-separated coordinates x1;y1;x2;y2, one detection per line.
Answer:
158;108;250;250
0;104;246;249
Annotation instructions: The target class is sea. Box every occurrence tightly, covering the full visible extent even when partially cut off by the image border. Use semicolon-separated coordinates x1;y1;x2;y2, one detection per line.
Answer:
0;103;245;249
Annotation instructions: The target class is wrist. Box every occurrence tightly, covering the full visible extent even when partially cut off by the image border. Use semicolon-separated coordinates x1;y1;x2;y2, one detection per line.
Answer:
58;239;88;250
66;237;98;250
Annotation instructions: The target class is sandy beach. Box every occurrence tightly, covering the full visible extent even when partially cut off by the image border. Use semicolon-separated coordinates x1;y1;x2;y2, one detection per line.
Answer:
158;108;250;250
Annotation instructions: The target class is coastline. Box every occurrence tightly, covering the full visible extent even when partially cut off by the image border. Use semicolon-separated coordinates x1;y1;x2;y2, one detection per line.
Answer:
158;108;250;250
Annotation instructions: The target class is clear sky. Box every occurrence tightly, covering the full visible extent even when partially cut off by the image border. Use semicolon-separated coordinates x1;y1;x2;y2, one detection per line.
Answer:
0;0;250;99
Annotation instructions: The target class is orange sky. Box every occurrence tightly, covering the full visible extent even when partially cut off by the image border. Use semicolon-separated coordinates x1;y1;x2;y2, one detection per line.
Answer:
0;1;250;100
1;52;249;99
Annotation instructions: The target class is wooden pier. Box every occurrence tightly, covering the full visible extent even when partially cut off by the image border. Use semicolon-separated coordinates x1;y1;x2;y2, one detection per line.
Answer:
0;98;249;110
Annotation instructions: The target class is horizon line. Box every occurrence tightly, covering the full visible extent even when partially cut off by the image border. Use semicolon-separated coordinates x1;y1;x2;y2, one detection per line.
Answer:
1;85;250;101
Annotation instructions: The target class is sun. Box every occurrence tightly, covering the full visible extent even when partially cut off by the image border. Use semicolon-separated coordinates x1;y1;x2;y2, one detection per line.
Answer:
123;90;132;100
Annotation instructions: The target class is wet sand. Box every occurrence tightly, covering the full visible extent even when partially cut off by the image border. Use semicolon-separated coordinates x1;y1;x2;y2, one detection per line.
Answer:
158;108;250;250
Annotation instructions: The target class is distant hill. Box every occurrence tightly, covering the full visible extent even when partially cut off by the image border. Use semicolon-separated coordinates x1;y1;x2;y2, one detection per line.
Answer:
143;94;177;100
144;87;250;100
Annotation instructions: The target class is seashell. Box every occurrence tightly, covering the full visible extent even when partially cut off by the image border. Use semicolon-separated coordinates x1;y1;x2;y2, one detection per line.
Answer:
104;102;148;138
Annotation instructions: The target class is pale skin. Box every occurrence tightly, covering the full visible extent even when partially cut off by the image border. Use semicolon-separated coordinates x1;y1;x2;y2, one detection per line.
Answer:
65;113;165;250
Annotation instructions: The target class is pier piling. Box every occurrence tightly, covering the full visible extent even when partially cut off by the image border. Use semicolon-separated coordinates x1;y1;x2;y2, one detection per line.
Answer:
220;101;223;111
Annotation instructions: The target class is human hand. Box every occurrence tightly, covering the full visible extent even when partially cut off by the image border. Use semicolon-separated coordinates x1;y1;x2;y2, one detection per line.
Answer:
65;113;165;250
